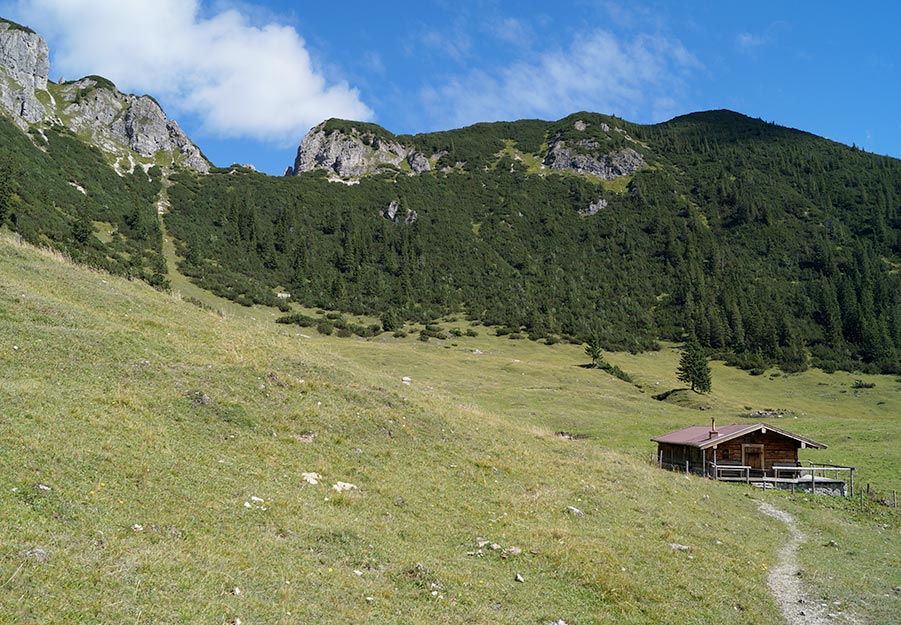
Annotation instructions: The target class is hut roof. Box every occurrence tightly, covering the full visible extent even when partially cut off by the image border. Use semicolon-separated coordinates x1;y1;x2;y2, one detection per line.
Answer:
651;423;827;450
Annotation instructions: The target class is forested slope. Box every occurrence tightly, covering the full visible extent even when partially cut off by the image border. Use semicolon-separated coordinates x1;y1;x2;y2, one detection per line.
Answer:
0;116;166;284
165;111;901;373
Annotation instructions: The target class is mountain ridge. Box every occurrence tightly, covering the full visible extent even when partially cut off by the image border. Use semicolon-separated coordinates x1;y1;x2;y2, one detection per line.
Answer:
165;107;900;373
0;18;209;173
0;17;898;375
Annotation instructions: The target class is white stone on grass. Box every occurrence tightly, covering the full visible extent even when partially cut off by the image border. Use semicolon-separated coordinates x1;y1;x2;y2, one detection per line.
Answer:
302;472;322;485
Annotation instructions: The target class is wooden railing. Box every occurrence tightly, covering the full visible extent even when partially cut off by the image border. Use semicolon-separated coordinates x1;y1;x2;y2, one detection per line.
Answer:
795;462;855;497
711;464;752;483
711;461;855;496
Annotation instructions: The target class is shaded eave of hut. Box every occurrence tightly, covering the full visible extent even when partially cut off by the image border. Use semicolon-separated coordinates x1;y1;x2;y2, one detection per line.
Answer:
651;422;827;451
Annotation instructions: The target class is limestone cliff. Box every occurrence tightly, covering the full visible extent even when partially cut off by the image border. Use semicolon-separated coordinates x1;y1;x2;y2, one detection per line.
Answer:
292;121;432;178
541;118;645;179
0;20;48;126
543;140;643;179
0;18;209;173
58;78;209;173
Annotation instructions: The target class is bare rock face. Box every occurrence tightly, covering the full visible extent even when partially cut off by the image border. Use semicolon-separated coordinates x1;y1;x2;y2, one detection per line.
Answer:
544;138;643;180
0;20;49;126
57;80;209;173
293;122;431;178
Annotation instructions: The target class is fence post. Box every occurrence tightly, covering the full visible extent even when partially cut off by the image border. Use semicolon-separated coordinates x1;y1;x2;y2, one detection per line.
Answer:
685;460;689;476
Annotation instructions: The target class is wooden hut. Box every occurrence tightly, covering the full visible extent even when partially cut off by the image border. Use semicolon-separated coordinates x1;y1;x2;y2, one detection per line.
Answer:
652;419;853;496
652;418;827;477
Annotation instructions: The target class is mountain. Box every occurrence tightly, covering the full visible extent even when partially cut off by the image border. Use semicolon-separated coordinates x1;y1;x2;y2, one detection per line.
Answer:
165;111;901;374
0;17;212;285
288;116;644;181
0;18;208;173
0;17;897;374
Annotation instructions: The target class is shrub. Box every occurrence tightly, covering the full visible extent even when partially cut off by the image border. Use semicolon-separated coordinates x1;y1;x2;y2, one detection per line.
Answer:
316;321;334;335
725;351;768;371
336;327;353;338
604;364;633;383
276;313;317;327
380;309;400;332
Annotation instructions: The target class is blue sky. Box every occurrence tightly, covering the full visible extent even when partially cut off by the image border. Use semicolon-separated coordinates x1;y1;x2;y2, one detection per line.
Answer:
3;1;900;175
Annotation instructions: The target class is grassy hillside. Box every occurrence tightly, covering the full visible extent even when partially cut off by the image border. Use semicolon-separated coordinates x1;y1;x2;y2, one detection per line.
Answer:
1;234;898;624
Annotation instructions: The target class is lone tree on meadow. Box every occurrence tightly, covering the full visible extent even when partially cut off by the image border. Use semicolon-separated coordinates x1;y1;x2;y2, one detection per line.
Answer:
584;332;604;368
677;341;711;393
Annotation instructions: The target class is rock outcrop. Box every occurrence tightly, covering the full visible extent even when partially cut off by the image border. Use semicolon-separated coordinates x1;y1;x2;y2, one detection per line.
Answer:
292;122;432;178
0;20;49;126
579;198;608;216
55;79;209;173
0;19;209;173
544;138;643;180
382;199;418;224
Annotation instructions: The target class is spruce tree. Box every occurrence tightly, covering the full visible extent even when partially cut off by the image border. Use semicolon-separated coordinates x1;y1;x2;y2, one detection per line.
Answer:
677;341;712;393
584;333;603;368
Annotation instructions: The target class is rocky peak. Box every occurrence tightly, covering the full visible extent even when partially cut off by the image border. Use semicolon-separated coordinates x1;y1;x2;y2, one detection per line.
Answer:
0;18;209;173
56;78;209;173
0;19;49;125
292;121;432;178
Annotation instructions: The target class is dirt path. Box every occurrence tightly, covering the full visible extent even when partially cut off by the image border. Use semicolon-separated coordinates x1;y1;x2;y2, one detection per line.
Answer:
758;502;856;625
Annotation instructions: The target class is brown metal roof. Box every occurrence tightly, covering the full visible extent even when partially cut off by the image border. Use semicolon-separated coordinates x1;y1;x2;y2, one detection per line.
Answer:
651;423;827;450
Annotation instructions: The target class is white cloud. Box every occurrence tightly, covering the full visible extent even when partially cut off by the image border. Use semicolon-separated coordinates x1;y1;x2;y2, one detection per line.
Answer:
12;0;372;142
421;30;699;128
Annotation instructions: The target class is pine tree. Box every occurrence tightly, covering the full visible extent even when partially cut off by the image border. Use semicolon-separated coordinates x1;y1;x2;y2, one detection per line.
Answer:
677;341;712;393
584;332;604;368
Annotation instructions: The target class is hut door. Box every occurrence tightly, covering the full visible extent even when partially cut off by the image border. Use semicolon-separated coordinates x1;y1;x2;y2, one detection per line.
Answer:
742;444;765;472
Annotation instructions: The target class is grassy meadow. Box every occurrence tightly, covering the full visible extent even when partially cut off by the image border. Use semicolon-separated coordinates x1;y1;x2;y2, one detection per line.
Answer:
0;234;898;624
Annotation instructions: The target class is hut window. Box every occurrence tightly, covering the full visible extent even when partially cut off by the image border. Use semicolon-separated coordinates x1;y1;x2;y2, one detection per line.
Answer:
722;449;730;460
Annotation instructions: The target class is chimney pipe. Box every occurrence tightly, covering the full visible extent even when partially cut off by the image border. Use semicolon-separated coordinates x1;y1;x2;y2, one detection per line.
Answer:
709;416;718;439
